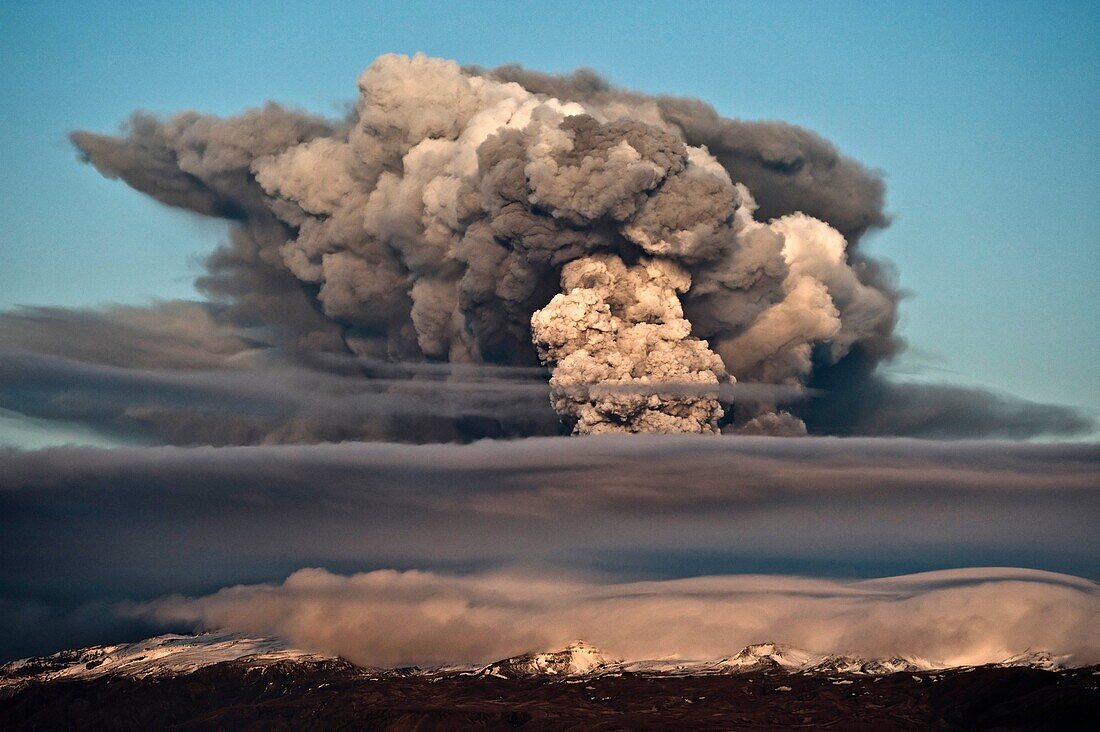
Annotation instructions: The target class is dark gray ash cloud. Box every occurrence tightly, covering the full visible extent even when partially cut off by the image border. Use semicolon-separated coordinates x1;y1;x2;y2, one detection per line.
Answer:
66;53;907;435
476;64;891;243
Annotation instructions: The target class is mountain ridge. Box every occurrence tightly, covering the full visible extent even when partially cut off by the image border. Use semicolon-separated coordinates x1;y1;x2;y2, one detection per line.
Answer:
3;634;1096;731
1;632;1080;688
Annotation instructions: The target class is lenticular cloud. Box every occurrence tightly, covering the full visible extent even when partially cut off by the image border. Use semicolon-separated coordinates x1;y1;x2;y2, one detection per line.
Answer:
72;53;900;434
130;567;1100;669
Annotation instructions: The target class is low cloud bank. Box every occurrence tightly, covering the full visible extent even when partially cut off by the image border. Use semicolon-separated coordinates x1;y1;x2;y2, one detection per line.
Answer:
132;566;1100;668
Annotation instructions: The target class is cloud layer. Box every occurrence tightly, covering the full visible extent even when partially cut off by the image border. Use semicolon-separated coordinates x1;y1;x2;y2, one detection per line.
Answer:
132;566;1100;668
2;435;1097;657
1;303;1092;444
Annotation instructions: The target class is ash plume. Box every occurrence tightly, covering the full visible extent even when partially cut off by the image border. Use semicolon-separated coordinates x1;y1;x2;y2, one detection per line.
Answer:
66;54;925;435
532;255;728;433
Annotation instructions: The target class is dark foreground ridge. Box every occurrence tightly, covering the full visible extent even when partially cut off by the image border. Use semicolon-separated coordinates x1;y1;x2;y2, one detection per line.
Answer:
2;656;1097;730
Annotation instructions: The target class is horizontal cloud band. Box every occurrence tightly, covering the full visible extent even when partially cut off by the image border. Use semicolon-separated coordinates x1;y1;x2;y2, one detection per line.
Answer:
5;435;1096;505
131;566;1100;668
2;302;1092;444
2;435;1097;584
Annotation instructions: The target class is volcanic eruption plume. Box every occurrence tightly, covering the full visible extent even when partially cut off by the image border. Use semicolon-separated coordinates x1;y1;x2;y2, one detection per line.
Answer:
71;53;899;435
531;254;728;434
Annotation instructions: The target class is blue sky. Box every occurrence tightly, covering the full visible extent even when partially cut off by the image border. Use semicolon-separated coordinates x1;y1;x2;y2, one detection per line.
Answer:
1;0;1097;416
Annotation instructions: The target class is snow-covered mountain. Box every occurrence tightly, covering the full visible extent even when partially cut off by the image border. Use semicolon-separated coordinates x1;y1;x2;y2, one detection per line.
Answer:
997;650;1068;672
0;632;333;688
808;653;932;675
713;643;939;675
1;633;1073;688
476;641;618;679
715;642;821;672
467;640;1067;679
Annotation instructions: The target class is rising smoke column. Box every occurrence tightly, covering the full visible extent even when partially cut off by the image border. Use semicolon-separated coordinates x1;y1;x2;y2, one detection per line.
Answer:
532;254;727;434
71;53;899;435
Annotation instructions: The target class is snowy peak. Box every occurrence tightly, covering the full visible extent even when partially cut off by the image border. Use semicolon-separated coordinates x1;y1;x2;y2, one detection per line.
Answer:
810;654;932;675
998;650;1065;671
479;641;617;679
0;632;331;687
476;641;937;680
716;643;818;672
714;643;939;675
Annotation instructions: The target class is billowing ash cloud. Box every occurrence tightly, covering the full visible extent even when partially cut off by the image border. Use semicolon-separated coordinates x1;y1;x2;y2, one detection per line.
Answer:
131;567;1100;668
70;53;902;435
532;255;728;433
473;64;890;244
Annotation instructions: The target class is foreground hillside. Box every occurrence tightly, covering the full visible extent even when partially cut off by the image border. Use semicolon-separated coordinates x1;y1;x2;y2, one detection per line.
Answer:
3;659;1097;730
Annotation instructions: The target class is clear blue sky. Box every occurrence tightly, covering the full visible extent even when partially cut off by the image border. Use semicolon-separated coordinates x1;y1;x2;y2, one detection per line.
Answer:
1;0;1097;416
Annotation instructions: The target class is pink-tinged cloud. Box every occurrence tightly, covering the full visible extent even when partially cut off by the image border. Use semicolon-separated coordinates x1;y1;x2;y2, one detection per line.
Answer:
131;567;1100;669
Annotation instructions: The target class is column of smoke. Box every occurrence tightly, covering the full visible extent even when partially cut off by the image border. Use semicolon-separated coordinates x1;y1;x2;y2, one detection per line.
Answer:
72;54;898;436
532;255;728;434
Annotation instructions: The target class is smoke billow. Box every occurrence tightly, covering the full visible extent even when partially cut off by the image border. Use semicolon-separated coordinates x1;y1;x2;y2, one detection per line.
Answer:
67;54;918;435
532;255;728;433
